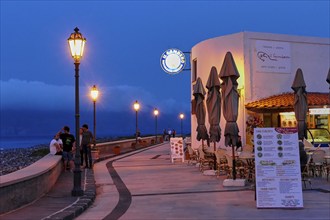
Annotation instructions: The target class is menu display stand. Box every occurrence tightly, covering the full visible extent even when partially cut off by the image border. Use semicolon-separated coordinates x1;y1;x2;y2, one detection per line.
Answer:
254;127;303;208
170;137;185;163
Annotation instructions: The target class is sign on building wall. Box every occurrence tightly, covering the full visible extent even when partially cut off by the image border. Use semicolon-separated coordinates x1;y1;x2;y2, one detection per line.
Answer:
254;127;303;208
255;40;291;73
309;108;330;115
160;48;186;75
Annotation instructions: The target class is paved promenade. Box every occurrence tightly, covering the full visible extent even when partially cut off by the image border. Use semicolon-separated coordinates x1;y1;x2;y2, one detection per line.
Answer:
2;142;330;220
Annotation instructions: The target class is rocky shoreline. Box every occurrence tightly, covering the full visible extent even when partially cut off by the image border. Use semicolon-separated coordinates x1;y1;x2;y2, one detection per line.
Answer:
0;145;49;176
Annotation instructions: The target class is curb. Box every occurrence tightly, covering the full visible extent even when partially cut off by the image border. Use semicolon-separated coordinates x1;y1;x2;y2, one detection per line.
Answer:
44;169;96;220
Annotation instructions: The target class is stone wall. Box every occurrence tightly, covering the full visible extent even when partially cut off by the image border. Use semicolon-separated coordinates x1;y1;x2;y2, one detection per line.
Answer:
96;136;163;155
0;154;62;214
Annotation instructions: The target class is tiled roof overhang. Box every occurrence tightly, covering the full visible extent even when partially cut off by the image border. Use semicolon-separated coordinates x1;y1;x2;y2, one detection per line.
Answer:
245;92;330;113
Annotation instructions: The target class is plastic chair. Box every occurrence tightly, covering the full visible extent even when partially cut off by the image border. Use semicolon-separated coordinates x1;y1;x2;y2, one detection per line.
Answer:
309;149;326;177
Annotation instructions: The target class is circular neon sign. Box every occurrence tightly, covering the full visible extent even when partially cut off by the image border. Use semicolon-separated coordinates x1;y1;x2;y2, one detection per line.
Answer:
160;49;186;74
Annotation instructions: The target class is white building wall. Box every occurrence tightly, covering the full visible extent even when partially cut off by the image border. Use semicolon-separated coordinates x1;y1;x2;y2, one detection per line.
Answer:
191;31;330;149
190;33;245;149
243;32;330;102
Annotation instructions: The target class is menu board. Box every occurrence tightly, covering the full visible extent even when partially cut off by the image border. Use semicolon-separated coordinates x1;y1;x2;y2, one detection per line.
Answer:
254;127;303;208
170;137;185;163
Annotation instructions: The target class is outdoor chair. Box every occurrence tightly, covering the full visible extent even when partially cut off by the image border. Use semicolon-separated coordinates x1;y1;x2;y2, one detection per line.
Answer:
301;164;312;189
214;149;228;177
197;146;214;172
224;153;246;179
303;138;315;152
325;163;330;181
308;149;326;177
184;137;191;147
242;145;254;153
187;144;198;165
238;151;255;182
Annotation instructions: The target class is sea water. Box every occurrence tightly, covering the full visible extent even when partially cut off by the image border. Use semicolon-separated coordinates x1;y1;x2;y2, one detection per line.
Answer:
0;136;51;150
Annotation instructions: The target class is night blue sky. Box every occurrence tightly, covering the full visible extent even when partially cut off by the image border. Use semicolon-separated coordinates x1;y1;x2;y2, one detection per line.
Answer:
1;1;329;138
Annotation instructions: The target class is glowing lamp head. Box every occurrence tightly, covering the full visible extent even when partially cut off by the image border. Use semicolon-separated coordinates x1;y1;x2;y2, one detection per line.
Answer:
68;27;86;63
154;108;159;116
90;85;99;101
133;100;140;111
179;113;184;119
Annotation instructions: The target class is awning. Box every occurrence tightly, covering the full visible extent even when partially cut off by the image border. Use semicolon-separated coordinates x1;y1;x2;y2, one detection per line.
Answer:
245;92;329;113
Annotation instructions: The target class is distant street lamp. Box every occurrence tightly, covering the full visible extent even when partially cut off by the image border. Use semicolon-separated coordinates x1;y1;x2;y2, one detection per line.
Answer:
179;113;184;138
68;27;86;197
90;85;99;150
133;100;140;146
153;108;159;143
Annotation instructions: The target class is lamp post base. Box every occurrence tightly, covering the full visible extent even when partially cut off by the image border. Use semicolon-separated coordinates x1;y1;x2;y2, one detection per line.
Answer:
71;169;84;196
223;178;246;187
72;189;84;197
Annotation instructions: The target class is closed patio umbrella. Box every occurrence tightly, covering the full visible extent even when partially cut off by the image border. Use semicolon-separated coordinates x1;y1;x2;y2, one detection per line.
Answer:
206;67;221;170
292;68;308;169
193;77;209;144
327;69;330;94
206;66;221;149
219;52;240;180
291;68;307;141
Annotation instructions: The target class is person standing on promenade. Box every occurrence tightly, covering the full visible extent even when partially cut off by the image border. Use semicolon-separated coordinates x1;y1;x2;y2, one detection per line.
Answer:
49;133;63;155
163;129;167;141
168;129;172;141
58;126;75;172
81;124;94;169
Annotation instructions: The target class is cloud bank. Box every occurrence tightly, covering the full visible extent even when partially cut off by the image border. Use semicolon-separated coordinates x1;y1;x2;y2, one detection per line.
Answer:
0;79;190;114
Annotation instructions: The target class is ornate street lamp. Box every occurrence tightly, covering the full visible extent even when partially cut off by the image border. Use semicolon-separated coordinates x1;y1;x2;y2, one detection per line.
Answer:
133;100;140;147
90;85;99;151
68;27;86;197
153;108;159;143
179;113;184;138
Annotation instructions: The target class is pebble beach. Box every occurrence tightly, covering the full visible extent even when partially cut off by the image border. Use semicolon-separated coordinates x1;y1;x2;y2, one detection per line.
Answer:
0;145;49;176
0;136;131;176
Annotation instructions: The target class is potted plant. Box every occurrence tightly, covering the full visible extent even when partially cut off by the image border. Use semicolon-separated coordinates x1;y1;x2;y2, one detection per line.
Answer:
113;146;121;155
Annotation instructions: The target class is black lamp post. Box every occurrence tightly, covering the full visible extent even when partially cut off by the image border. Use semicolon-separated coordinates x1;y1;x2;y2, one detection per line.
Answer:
90;85;99;150
179;113;184;138
68;27;86;197
153;108;159;143
133;100;140;146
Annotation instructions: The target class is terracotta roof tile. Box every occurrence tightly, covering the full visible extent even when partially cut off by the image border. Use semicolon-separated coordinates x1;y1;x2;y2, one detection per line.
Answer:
245;92;330;113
